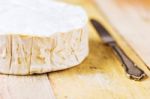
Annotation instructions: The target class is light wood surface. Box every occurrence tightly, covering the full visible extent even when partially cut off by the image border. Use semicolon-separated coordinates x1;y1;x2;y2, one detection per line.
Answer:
95;0;150;68
48;0;150;99
0;0;150;99
0;74;55;99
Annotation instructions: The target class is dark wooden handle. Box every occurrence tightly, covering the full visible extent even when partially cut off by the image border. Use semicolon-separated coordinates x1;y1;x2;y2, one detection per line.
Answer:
110;43;146;80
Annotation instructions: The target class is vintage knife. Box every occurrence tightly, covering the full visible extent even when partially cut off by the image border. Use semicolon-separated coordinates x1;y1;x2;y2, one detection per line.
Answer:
90;19;146;80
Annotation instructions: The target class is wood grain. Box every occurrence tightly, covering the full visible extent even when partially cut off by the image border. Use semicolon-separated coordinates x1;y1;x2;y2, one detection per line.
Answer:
47;0;150;99
95;0;150;68
0;75;55;99
0;0;150;99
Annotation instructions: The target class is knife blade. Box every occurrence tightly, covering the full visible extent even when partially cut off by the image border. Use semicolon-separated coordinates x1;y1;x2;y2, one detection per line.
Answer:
90;19;146;81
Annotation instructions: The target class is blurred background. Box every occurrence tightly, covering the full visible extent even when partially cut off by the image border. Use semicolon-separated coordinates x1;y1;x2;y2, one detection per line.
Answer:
59;0;150;69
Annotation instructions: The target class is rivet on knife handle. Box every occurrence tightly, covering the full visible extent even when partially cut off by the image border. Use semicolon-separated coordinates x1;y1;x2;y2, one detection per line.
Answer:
90;19;146;80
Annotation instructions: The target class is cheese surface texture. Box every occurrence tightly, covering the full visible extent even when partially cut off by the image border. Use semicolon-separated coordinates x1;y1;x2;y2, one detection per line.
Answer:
0;0;87;36
0;0;89;75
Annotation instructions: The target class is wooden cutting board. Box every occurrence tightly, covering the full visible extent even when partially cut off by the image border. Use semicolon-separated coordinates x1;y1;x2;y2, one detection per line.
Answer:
0;0;150;99
95;0;150;68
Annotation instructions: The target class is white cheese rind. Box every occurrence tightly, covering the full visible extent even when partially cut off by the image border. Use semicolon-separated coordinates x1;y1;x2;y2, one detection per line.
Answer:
30;26;89;74
0;0;88;37
10;36;32;74
0;0;89;75
0;35;11;73
0;25;88;75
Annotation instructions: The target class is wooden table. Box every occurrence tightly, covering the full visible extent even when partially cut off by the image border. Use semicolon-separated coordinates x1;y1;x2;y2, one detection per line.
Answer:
1;0;150;99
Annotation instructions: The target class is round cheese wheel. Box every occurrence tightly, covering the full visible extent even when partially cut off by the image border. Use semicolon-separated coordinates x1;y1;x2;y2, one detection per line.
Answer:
0;0;89;75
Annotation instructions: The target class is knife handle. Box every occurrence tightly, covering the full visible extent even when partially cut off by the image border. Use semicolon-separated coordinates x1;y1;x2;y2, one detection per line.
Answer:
109;43;146;80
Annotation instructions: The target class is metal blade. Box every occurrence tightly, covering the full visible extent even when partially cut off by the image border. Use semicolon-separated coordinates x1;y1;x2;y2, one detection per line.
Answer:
90;19;147;80
90;19;115;44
